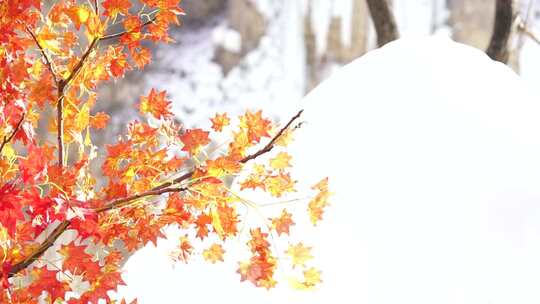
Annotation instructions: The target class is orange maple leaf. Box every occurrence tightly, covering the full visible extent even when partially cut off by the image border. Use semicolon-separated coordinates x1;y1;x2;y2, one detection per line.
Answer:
180;128;210;155
138;88;173;119
210;112;230;132
131;47;152;69
90;112;110;129
195;213;212;239
271;209;295;236
65;5;92;30
206;156;241;177
102;0;131;18
239;110;272;143
177;235;193;263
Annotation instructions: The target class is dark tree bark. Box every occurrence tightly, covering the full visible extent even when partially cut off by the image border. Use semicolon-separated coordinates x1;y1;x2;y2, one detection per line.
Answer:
366;0;399;47
486;0;514;63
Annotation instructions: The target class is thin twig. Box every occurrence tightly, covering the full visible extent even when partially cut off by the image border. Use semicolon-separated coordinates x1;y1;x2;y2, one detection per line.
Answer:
100;16;157;41
95;187;187;213
241;109;303;163
516;0;535;50
25;26;58;86
56;90;65;168
59;37;99;93
0;114;25;155
518;22;540;45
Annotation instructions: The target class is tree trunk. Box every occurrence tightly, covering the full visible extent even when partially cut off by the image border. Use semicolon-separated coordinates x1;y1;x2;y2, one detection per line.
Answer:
449;0;495;49
486;0;514;63
366;0;398;47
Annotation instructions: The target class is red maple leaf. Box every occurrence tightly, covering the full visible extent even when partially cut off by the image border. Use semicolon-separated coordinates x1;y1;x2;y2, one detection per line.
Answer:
19;143;53;183
28;268;68;301
0;183;24;237
138;88;173;119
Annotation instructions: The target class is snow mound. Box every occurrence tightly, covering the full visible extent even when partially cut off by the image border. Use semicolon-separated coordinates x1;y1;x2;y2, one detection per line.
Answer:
119;36;540;304
287;36;540;304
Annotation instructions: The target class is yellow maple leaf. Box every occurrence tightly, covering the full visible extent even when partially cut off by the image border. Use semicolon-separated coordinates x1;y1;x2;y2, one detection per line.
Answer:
206;156;241;177
275;128;294;147
286;242;313;268
269;152;292;170
303;267;322;286
265;172;296;197
288;267;322;290
202;243;225;263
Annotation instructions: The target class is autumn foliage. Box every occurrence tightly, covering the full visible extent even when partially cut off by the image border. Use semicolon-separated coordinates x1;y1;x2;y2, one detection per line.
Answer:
0;0;330;303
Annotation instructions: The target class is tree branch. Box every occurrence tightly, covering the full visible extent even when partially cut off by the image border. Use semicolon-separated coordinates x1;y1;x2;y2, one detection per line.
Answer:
0;114;25;155
25;26;58;86
100;16;157;41
56;37;99;167
486;0;514;63
366;0;399;47
240;109;303;164
152;109;304;191
518;21;540;45
9;220;70;276
56;91;65;168
95;187;187;213
8;109;304;277
59;37;99;93
11;36;102;277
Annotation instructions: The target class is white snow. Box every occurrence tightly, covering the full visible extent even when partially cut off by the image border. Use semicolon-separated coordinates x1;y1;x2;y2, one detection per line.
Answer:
212;26;242;53
146;1;304;128
118;36;540;303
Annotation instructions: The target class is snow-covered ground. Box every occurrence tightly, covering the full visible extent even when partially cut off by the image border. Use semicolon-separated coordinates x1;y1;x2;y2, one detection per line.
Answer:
114;1;540;303
118;36;540;304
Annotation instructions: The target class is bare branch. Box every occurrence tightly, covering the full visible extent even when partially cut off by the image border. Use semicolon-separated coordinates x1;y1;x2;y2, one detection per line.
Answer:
486;0;514;63
366;0;399;47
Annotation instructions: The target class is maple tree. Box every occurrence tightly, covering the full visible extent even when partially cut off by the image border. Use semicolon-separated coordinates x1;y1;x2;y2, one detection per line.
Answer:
0;0;331;303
